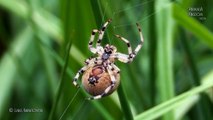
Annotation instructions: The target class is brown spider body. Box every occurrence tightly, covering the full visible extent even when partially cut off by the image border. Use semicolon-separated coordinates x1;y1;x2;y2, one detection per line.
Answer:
82;65;120;96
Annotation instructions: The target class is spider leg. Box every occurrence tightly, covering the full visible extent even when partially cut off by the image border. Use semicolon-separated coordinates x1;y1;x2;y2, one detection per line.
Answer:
110;52;129;63
96;19;112;48
73;66;89;87
73;58;102;87
88;19;112;54
111;23;144;63
114;34;132;55
134;23;144;55
84;56;94;65
88;29;99;54
110;63;120;74
87;65;116;100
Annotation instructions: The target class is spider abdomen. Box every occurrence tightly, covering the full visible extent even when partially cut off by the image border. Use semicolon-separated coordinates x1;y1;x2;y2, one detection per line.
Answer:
82;65;120;96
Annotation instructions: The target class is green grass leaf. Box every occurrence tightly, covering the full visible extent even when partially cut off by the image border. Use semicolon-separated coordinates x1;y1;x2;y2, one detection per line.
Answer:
155;2;175;120
135;70;213;120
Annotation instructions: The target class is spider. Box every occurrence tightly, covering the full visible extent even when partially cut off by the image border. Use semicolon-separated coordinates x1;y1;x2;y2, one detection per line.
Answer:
72;19;144;100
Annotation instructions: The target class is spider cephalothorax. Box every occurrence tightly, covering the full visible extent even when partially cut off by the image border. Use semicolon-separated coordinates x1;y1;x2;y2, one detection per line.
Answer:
73;19;144;100
102;44;117;61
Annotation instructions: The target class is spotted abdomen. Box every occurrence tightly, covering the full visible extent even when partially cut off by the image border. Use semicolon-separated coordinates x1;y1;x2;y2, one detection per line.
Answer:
82;65;120;96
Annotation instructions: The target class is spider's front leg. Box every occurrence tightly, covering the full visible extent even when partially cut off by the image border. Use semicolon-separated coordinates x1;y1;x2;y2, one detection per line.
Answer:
88;19;112;55
134;23;144;56
114;23;144;63
96;19;112;48
88;29;99;54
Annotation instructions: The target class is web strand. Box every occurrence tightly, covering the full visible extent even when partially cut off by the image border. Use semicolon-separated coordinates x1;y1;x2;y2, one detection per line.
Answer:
113;0;155;15
58;88;80;120
99;0;113;44
71;99;87;120
113;2;172;29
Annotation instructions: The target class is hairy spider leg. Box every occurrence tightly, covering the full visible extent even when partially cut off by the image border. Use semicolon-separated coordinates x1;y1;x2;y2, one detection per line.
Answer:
110;63;120;74
88;19;112;55
114;34;132;55
96;19;112;48
111;23;144;63
88;29;99;54
134;23;144;55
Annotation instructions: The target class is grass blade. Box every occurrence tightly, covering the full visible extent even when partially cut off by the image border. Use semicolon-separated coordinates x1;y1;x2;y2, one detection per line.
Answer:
135;71;213;120
48;0;73;119
48;31;72;120
156;1;175;120
117;83;133;120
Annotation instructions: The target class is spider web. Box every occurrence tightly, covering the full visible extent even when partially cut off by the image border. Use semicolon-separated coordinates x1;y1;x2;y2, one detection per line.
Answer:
98;0;173;48
58;0;173;119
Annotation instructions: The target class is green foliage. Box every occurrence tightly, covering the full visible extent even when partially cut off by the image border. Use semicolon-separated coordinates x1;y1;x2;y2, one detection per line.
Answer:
0;0;213;120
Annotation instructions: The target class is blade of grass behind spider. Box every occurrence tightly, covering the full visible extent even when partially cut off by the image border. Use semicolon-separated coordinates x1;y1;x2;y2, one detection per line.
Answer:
173;3;213;119
48;0;73;119
90;0;133;120
48;22;72;119
155;1;175;120
146;0;157;108
179;28;211;119
134;70;213;120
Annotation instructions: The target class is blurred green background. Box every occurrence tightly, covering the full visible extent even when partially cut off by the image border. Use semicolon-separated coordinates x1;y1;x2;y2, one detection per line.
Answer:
0;0;213;120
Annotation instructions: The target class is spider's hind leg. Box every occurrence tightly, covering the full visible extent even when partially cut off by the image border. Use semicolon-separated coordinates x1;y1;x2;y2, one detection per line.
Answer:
73;66;89;88
73;58;101;87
